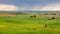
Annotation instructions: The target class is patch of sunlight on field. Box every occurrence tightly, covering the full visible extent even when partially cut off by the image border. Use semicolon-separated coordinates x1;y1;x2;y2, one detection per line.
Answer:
0;22;60;34
0;25;8;27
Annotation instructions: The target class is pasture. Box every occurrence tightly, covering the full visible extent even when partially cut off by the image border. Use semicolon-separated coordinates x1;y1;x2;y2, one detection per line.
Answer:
0;11;60;34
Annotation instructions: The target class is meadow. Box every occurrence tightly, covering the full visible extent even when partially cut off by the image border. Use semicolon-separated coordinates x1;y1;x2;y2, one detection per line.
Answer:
0;11;60;34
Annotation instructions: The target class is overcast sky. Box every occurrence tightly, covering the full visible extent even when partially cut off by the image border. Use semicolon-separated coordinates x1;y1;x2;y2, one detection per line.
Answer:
0;0;60;11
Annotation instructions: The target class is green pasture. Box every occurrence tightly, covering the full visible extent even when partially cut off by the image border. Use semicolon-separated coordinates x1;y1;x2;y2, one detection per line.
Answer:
0;12;60;34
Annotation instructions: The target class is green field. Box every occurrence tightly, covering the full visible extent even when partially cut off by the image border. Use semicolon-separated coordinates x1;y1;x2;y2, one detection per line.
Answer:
0;12;60;34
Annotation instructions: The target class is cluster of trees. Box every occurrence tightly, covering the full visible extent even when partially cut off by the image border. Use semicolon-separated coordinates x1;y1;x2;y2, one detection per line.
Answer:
48;17;56;20
16;12;28;15
30;15;36;18
44;13;56;15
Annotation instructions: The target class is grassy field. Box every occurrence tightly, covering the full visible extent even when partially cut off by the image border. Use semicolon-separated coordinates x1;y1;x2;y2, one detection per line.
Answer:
0;12;60;34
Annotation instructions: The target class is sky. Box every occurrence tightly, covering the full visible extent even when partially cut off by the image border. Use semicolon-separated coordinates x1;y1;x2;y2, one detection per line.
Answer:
0;0;60;11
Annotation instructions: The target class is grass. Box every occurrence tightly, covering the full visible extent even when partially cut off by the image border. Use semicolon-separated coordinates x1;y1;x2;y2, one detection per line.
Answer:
0;12;60;34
